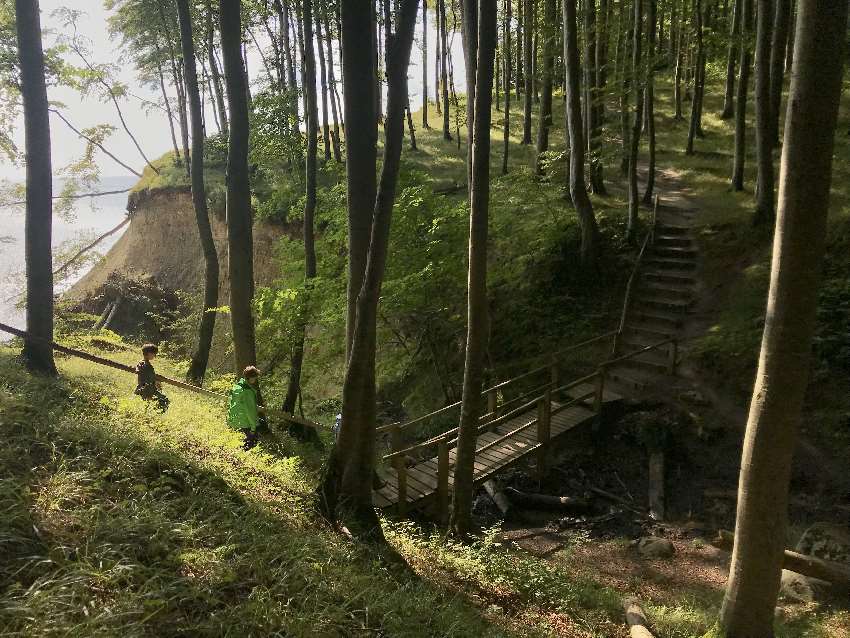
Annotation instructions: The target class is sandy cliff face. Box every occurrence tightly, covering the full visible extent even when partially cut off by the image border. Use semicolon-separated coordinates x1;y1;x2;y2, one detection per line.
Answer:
71;188;287;303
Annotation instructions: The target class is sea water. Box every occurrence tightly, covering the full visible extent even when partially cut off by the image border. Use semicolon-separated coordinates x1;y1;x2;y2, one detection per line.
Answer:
0;176;135;341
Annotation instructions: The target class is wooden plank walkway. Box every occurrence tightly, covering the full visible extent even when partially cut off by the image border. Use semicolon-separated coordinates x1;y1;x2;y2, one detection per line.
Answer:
373;383;622;510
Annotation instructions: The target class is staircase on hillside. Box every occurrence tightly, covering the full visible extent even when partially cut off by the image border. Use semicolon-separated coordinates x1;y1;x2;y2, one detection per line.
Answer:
607;199;698;394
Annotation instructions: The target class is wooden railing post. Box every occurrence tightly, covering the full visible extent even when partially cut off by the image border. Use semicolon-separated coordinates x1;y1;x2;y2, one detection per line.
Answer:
668;338;679;375
594;366;606;429
537;390;552;483
550;358;559;390
389;424;407;517
437;438;450;527
487;388;498;419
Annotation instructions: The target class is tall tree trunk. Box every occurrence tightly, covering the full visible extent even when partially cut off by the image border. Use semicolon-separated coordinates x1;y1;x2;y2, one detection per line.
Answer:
721;0;741;118
686;0;704;154
501;0;511;174
158;2;191;173
156;55;182;159
642;0;656;203
516;0;524;96
315;3;332;162
285;0;320;413
451;0;497;540
732;0;752;190
219;0;256;373
439;0;452;139
522;0;533;143
564;0;600;265
179;0;220;385
319;0;420;539
720;2;848;632
16;0;56;375
323;4;342;160
783;0;795;73
596;0;609;121
626;0;643;244
422;0;430;127
585;0;605;193
535;0;555;173
768;0;790;142
673;0;685;120
435;0;442;114
618;0;631;175
752;0;775;225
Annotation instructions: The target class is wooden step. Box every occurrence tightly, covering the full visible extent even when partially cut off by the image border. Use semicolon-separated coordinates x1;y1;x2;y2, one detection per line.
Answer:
651;245;698;259
639;281;694;300
618;355;670;374
634;295;692;313
643;270;697;285
630;308;682;328
656;224;690;235
645;257;697;271
653;235;693;248
623;323;674;340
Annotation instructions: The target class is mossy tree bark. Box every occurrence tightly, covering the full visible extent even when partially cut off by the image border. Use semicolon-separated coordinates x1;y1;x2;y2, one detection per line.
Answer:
564;0;600;265
219;0;257;374
16;0;56;375
720;1;848;632
179;0;220;385
319;0;419;540
451;0;497;539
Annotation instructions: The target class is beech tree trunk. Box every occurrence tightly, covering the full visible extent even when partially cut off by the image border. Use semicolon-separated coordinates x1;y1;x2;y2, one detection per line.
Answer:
768;0;790;143
626;0;643;244
315;3;332;162
283;0;319;413
16;0;56;375
179;0;220;385
522;0;533;143
322;5;342;161
219;0;256;373
686;0;705;155
673;0;685;120
535;0;555;174
439;0;452;140
319;0;420;539
502;0;511;175
585;0;605;193
422;0;430;128
642;0;656;203
156;55;182;159
618;1;631;175
720;0;741;118
752;0;775;226
719;2;848;632
732;0;752;191
564;0;600;265
451;0;497;539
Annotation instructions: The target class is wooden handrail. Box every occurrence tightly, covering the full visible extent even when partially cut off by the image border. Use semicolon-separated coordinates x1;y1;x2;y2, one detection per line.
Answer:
551;390;595;417
551;371;601;396
602;338;676;368
486;330;618;378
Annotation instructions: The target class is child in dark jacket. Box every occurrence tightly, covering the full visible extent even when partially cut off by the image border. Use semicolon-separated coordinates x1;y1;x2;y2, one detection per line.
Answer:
135;344;170;412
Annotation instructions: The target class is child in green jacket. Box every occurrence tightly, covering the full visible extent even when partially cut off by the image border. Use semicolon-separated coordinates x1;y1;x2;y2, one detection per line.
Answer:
227;366;266;450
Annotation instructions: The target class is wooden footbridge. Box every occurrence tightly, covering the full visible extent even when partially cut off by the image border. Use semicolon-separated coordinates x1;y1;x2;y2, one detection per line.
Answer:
374;196;688;524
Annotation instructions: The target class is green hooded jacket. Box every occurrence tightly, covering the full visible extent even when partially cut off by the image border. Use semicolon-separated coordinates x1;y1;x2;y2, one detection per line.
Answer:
227;378;259;431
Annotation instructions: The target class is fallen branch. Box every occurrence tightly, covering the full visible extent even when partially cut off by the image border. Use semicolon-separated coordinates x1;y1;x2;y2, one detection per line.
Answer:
503;487;590;512
623;597;655;638
53;216;130;278
6;187;132;207
49;108;142;178
590;486;649;517
484;480;512;518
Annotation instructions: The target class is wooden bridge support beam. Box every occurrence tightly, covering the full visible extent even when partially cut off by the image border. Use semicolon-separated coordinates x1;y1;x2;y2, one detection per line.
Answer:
536;390;552;483
437;439;450;526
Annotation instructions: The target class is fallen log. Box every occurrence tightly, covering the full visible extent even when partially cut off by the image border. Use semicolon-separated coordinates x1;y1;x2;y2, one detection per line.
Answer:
713;529;850;589
623;597;655;638
503;487;590;512
590;486;649;518
484;480;512;518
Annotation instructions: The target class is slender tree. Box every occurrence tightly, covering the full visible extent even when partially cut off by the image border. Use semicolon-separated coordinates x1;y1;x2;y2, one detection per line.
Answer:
438;0;452;139
319;0;420;538
585;0;605;193
686;0;705;154
564;0;600;264
626;0;643;244
219;0;256;373
752;0;774;225
16;0;56;375
315;2;332;162
768;0;790;142
178;0;220;385
501;0;511;175
521;0;533;143
322;5;342;160
535;0;555;173
284;0;320;413
642;0;656;203
720;2;848;632
732;0;752;191
451;0;497;539
720;0;741;118
422;0;430;128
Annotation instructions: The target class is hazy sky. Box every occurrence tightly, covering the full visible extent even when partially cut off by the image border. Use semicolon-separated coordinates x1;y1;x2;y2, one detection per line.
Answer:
1;2;465;182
